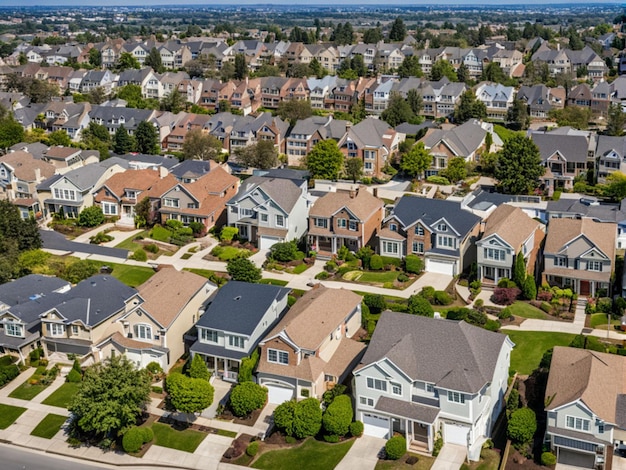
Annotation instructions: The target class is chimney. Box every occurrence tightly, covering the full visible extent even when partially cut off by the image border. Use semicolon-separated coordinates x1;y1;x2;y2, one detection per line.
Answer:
34;167;41;182
373;187;378;198
158;166;168;179
349;188;356;199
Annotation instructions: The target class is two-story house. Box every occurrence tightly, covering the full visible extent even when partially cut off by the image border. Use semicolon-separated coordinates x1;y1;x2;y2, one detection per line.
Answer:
474;82;515;122
545;346;625;468
308;186;383;258
96;268;217;371
226;175;309;249
190;281;290;383
379;196;481;276
256;286;365;403
476;204;545;286
596;135;626;183
353;311;513;461
543;218;616;297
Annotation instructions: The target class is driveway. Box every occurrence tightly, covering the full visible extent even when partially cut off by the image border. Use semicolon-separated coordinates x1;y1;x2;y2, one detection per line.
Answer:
414;272;453;292
335;435;385;470
40;229;129;259
431;444;466;470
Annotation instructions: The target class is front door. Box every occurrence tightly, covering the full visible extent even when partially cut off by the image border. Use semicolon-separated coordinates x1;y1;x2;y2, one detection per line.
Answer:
580;280;590;296
413;422;428;443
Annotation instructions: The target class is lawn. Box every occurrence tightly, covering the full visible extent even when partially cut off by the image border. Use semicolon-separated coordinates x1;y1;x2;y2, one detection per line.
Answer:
507;302;553;320
0;403;27;429
9;366;53;400
506;331;576;375
343;270;399;284
252;438;354;470
30;413;67;439
42;382;81;408
590;313;620;330
211;245;252;261
375;453;435;470
259;278;289;286
151;422;207;453
115;230;150;251
460;448;501;470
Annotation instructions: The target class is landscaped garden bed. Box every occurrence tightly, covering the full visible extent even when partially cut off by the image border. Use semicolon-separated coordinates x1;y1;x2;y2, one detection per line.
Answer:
375;452;436;470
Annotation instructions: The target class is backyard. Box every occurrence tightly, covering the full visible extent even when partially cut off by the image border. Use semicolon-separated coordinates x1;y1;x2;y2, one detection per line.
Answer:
251;438;354;470
506;331;576;375
42;382;81;408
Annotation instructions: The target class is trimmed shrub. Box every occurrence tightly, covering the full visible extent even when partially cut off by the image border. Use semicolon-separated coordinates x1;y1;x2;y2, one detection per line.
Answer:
364;294;387;313
246;441;259;457
474;298;484;309
507;388;520;413
274;400;296;436
433;436;443;457
426;175;450;185
497;278;517;288
287;295;297;307
149;225;172;242
132;248;148;261
188;354;211;382
541;451;556;466
418;286;435;302
540;302;552;313
66;368;82;383
349;421;364;437
397;273;409;282
491;287;521;305
78;206;105;227
146;362;163;376
385;435;406;460
369;255;384;270
405;254;423;274
446;308;471;321
238;348;260;384
499;307;513;320
507;407;537;445
322;384;347;405
220;226;239;242
293;398;323;439
270;241;299;262
323;434;340;443
484;319;501;331
322;395;353;437
522;275;537;300
433;290;453;305
144;243;159;254
229;382;267;417
122;426;145;453
407;295;434;317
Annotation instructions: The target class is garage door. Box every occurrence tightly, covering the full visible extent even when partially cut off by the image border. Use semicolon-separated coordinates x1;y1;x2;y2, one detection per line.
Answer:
263;382;294;404
362;413;390;439
557;449;595;468
426;259;455;276
444;422;469;445
259;236;281;250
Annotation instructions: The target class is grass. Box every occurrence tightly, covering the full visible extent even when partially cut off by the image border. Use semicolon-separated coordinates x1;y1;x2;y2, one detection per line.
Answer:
115;230;150;251
460;448;501;470
507;301;553;320
375;453;436;470
30;413;67;439
151;422;207;453
290;263;309;274
252;438;354;470
212;245;252;261
216;428;238;438
9;367;53;400
506;331;576;375
42;382;81;408
343;270;399;284
590;313;620;329
181;253;193;260
259;278;289;286
0;403;27;429
0;355;16;366
354;292;407;303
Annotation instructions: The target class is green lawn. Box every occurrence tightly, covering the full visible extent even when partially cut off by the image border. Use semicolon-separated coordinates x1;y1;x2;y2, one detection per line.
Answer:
151;422;207;453
290;263;309;274
590;313;620;330
9;367;53;400
212;245;252;261
376;453;435;470
115;231;150;251
506;331;576;375
42;382;81;408
87;261;155;287
252;438;354;470
30;413;67;439
259;278;289;286
0;403;27;429
343;270;399;284
460;448;501;470
507;302;553;320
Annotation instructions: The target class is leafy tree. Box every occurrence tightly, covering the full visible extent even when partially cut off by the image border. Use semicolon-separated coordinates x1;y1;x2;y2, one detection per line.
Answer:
234;53;247;80
61;260;99;284
513;250;527;288
397;55;422;78
440;157;467;183
388;17;407;42
116;52;141;71
362;27;384;44
160;89;185;114
494;134;544;195
322;395;353;437
345;157;363;183
481;62;507;84
0;200;41;252
407;295;434;317
304;140;345;180
87;86;107;105
430;59;457;82
78;206;105;227
401;142;431;179
604;172;626;201
134;197;153;228
112;125;135;155
144;47;164;73
454;90;486;124
255;64;281;78
134;121;160;155
235;140;278;169
88;48;102;67
381;92;414;127
220;61;236;82
456;63;470;83
287;63;312;79
188;354;211;382
507;99;530;131
116;84;146;109
68;355;150;439
0;108;25;149
293;398;323;439
166;373;214;418
407;89;423;116
227;257;262;283
606;104;626;137
276;100;313;122
549;106;591;130
46;130;72;147
229;382;267;417
182;128;224;162
507;407;537;445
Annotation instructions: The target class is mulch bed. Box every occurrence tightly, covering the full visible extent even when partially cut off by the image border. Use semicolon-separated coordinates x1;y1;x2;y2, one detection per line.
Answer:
218;404;264;426
221;433;255;462
506;449;547;469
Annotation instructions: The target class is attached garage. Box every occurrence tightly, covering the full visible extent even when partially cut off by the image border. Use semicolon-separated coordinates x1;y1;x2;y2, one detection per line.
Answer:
263;382;295;404
557;449;595;468
362;413;390;439
259;236;281;250
443;422;469;445
425;258;456;276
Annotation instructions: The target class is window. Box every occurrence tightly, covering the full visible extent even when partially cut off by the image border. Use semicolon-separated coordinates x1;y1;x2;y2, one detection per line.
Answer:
229;335;245;349
598;420;605;434
268;348;289;365
260;214;268;222
49;323;65;336
484;248;505;261
164;198;179;208
554;257;567;267
135;324;152;340
437;223;447;232
566;416;590;431
359;396;374;407
239;208;253;217
438;236;456;248
415;225;424;236
349;220;357;231
426;384;434;393
587;261;602;272
391;382;402;396
447;391;465;404
412;242;424;254
382;241;399;255
5;322;22;337
200;329;218;343
101;202;117;215
389;223;398;232
337;218;347;228
71;325;79;335
315;218;328;228
367;377;387;392
275;214;285;227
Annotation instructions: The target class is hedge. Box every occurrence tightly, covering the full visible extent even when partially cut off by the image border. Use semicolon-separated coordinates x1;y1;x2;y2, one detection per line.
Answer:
385;435;406;460
238;348;260;384
322;395;353;437
229;382;267;417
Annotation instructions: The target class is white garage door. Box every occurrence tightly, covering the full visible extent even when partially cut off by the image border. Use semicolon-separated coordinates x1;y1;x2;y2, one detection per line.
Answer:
444;422;469;445
259;236;281;250
264;383;294;404
362;413;390;439
426;259;455;276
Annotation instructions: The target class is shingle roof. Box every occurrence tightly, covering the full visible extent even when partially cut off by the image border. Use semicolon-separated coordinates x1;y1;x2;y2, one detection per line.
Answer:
531;133;589;163
422;119;486;157
228;176;304;214
170;159;218;180
357;311;510;394
482;204;542;250
0;274;69;308
544;218;616;259
0;151;55;182
309;187;382;222
38;157;129;191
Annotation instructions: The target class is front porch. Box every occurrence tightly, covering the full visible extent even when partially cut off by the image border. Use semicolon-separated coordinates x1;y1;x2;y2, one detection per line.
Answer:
309;234;361;258
545;273;609;297
202;354;240;383
479;265;511;287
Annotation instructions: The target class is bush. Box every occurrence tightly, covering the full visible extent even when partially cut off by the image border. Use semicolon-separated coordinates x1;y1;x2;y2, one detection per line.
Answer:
355;246;374;269
433;290;453;305
541;451;556;466
146;362;163;376
397;273;409;282
474;299;484;309
540;302;552;313
220;226;239;242
122;426;145;453
30;348;42;362
144;243;159;254
78;206;105;227
407;295;434;317
246;441;259;457
369;255;384;270
322;395;353;437
238;348;260;384
189;354;211;381
0;365;20;387
385;435;406;460
274;400;296;436
507;408;537;445
405;254;423;274
426;175;450;185
229;382;267;417
149;225;172;242
227;257;262;283
418;286;435;302
484;319;501;331
141;427;154;443
491;287;521;305
349;421;364;437
507;388;520;413
66;368;82;383
90;231;114;244
499;307;512;320
293;398;322;439
497;278;517;288
522;275;537;300
322;384;347;405
323;434;340;442
189;222;204;236
364;294;387;313
446;307;471;321
132;248;148;261
271;241;299;262
432;436;443;457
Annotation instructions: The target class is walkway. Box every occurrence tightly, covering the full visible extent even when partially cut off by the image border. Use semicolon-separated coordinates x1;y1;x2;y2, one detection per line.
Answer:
335;435;385;470
431;444;467;470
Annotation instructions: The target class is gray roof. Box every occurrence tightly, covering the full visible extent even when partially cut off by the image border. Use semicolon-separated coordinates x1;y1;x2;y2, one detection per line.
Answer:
348;118;395;148
228;175;305;214
616;394;626;429
596;135;626;160
194;281;290;336
118;153;178;170
546;197;626;224
422;119;486;157
531;132;588;163
5;292;65;328
358;311;509;394
9;142;49;160
170;160;214;180
0;275;69;308
253;168;310;181
395;121;436;137
375;396;440;424
37;157;129;191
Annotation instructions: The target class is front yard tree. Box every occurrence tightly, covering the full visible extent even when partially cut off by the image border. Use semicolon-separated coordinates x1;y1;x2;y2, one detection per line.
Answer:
235;140;278;169
188;354;211;381
305;140;345;180
440;157;467;183
135;121;160;155
68;355;151;440
606;103;626;137
400;142;431;180
454;90;486;124
227;257;262;283
345;157;363;183
166;373;214;419
182;128;224;162
112;124;135;155
78;206;105;227
513;250;527;288
494;134;544;195
604;171;626;201
381;92;414;127
293;397;323;439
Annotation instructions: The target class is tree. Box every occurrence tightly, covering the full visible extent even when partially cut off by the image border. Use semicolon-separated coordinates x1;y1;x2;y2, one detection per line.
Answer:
381;92;414;127
407;89;423;116
276;100;313;122
304;140;345;180
481;62;507;84
78;206;105;227
397;55;422;78
188;354;211;382
234;53;247;80
46;130;72;147
522;275;537;301
87;86;107;105
293;398;323;439
117;84;146;109
270;241;298;262
229;382;267;417
134;197;153;228
507;408;537;445
160;89;185;114
454;90;486;124
606;104;626;136
166;373;214;418
274;400;297;436
507;99;530;131
513;250;527;288
440;157;467;183
345;157;363;183
0;200;41;252
112;125;135;155
61;260;99;284
144;47;164;73
235;140;278;169
68;355;150;439
182;128;224;162
401;142;431;179
549;106;591;130
456;63;470;83
322;395;353;437
407;295;434;317
430;59;457;81
81;122;110;160
227;257;262;283
604;172;626;201
88;48;102;67
494;134;544;195
134;121;160;155
0;107;25;149
116;52;141;71
362;27;384;44
388;17;407;42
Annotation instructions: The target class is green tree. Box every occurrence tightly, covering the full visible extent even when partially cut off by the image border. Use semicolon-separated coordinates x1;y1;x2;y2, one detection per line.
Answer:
134;197;153;228
522;275;537;301
606;104;626;137
46;129;72;147
362;27;384;44
440;157;467;183
604;171;626;201
507;407;537;445
454;90;486;124
381;92;414;127
235;140;278;169
166;373;214;418
61;260;99;284
229;382;267;417
144;47;164;73
407;89;423;116
481;62;507;84
112;125;135;155
234;53;247;80
494;134;544;195
78;206;105;227
188;354;211;382
88;48;102;67
304;140;345;180
549;106;591;130
407;295;434;317
0;200;41;252
68;355;150;439
160;89;185;114
276;99;313;122
456;63;470;83
507;99;530;131
0;106;25;149
293;398;323;439
430;59;457;81
397;55;422;78
400;142;431;179
322;395;353;437
87;86;107;105
116;52;141;71
513;250;527;288
274;400;296;436
388;17;407;42
345;157;363;183
227;257;262;283
182;128;224;161
134;121;160;155
117;84;146;109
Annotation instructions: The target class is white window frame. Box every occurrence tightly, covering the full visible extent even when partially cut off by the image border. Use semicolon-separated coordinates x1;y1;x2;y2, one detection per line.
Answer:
164;198;179;208
275;214;285;227
437;223;447;232
447;391;465;404
415;225;424;236
359;396;374;407
267;348;289;365
382;241;399;255
484;247;505;261
101;202;118;216
228;335;245;349
200;328;218;343
239;208;253;217
49;323;65;336
135;323;153;341
566;415;590;432
412;241;424;254
5;321;22;337
391;382;402;396
438;236;456;248
348;220;357;231
314;218;328;228
587;261;601;272
366;377;387;392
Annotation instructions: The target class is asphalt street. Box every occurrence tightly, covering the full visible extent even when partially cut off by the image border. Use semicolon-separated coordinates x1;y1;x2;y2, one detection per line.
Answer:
40;229;129;259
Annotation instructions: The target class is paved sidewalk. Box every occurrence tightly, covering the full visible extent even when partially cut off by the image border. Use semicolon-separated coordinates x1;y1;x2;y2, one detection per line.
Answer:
335;435;385;470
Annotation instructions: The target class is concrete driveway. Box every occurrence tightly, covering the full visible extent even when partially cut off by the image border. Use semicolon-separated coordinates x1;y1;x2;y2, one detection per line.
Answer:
431;444;467;470
413;272;453;293
335;435;385;470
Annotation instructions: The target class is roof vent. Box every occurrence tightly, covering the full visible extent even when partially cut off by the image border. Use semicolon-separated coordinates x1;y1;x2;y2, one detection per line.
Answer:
234;296;242;301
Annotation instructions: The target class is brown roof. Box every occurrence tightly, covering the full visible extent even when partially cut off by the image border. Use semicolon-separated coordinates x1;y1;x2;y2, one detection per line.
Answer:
543;266;611;283
44;146;81;159
94;169;168;201
378;227;406;241
0;151;55;182
544;218;616;260
106;331;162;351
309;187;383;221
483;204;543;251
136;267;209;329
143;173;179;199
546;346;626;424
186;166;238;199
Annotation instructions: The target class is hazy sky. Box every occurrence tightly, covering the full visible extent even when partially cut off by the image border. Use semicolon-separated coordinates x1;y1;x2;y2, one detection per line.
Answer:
3;0;624;5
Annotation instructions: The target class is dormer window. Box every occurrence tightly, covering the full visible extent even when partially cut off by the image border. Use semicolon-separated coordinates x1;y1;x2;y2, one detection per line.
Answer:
437;223;447;232
5;321;23;337
389;223;398;232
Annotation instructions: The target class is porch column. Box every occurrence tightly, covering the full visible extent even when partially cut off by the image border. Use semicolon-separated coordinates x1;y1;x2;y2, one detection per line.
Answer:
332;237;337;254
406;419;411;450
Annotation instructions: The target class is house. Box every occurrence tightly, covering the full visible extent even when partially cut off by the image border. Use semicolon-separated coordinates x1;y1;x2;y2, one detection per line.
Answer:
545;346;625;468
95;268;217;371
476;204;545;286
308;186;383;258
256;286;365;403
285;115;349;166
190;281;291;383
596;135;626;183
379;196;481;276
0;275;71;362
40;146;92;173
353;311;513;461
543;218;616;297
226;175;309;249
474;82;515;121
516;85;565;119
80;70;115;95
